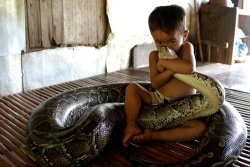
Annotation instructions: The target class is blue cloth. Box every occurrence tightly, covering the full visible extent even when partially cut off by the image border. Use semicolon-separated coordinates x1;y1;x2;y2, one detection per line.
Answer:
235;40;248;57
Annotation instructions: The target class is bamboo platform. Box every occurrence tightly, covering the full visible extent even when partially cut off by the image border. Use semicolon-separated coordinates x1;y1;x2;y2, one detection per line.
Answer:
0;68;249;167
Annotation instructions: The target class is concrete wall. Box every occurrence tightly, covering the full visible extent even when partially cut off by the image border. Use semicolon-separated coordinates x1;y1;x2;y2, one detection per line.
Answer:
0;0;204;97
22;47;107;91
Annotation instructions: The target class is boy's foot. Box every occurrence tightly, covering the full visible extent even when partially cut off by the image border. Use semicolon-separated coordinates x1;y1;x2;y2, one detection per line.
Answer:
123;126;141;147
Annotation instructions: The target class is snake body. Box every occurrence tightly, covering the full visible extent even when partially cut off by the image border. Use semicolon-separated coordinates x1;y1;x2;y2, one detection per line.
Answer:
27;72;247;167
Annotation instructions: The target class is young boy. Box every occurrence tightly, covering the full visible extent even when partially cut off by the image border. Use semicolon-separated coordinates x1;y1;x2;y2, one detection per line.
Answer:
123;5;207;147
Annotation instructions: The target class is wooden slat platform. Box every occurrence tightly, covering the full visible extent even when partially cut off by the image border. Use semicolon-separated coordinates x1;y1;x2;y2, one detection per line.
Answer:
0;68;249;167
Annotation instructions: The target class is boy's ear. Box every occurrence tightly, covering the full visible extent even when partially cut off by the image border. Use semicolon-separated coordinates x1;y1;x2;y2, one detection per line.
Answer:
183;30;189;41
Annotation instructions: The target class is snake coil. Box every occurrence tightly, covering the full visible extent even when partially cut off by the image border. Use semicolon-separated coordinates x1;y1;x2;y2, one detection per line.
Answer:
27;72;247;167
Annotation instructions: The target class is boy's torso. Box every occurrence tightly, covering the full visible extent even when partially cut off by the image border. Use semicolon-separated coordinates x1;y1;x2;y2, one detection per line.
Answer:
158;78;196;99
156;44;196;99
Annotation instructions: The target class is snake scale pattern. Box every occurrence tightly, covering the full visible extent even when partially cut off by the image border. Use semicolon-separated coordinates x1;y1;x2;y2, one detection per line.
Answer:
27;72;247;167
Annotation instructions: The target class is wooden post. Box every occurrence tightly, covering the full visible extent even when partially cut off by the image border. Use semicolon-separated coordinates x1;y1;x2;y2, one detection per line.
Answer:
194;0;204;61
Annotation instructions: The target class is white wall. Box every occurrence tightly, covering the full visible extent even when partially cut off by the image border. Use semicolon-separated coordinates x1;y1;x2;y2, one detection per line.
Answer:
22;47;107;91
0;0;25;96
0;0;202;96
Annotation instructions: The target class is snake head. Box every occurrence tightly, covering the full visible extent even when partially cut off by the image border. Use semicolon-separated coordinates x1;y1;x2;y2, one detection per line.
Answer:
158;47;178;60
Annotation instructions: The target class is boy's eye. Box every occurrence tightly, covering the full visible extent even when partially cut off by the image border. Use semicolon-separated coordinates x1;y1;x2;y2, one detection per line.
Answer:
170;40;177;44
156;41;162;45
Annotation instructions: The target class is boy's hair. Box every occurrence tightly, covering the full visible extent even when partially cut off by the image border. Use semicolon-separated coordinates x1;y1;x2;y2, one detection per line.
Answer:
148;5;186;34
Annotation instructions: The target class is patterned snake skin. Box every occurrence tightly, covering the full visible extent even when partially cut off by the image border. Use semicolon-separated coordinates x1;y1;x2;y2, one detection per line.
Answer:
26;71;247;167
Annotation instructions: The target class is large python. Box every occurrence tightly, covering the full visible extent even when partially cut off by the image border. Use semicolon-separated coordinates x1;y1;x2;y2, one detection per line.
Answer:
27;49;247;166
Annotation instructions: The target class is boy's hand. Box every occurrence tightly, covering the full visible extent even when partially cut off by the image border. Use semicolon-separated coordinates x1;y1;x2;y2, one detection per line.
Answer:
157;64;165;72
157;59;165;72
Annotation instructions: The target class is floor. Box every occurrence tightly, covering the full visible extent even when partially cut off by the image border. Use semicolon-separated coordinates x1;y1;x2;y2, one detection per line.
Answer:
196;58;250;93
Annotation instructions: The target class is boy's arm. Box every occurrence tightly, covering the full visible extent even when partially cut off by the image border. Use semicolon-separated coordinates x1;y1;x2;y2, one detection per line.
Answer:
149;51;174;89
157;42;196;74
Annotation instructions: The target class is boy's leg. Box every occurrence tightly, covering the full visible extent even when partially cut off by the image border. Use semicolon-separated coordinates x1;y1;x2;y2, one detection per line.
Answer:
123;83;152;147
133;119;207;143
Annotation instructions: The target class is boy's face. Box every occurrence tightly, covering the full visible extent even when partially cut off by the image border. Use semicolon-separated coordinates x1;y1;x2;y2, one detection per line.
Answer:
151;29;188;53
